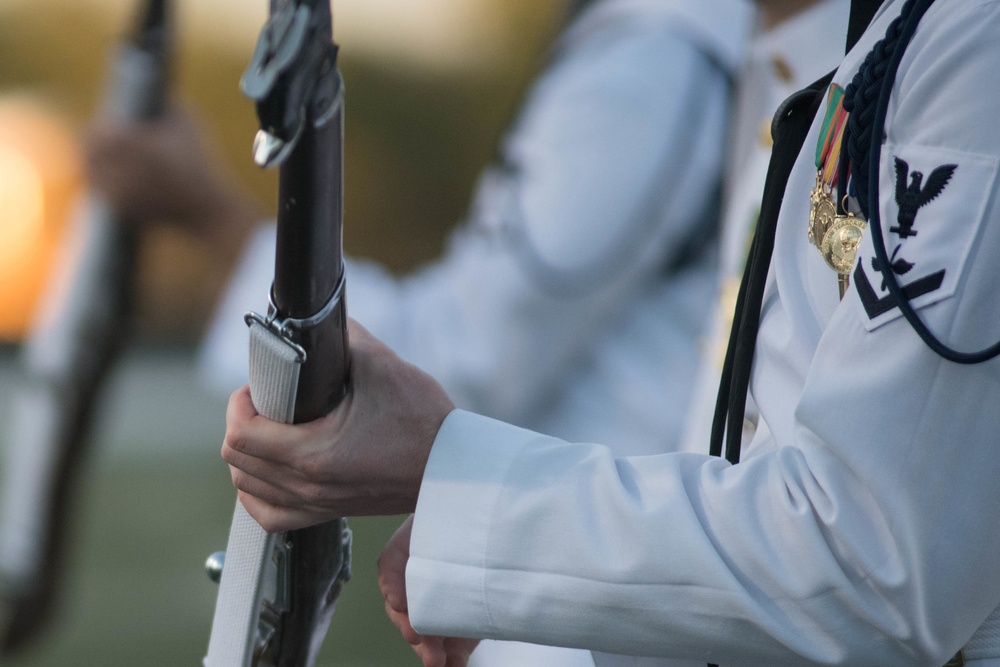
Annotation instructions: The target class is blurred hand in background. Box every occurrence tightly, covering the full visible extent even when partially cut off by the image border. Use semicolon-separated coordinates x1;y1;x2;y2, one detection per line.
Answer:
83;103;263;273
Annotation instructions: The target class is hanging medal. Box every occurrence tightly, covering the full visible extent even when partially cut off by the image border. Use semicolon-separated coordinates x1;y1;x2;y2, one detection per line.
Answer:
809;84;867;298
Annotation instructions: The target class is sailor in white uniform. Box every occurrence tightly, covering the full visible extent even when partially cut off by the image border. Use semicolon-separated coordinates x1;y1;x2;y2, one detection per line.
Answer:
204;0;747;664
222;0;1000;664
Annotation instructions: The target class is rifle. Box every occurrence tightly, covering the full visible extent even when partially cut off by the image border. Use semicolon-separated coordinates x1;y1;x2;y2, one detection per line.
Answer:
0;0;171;653
203;1;351;664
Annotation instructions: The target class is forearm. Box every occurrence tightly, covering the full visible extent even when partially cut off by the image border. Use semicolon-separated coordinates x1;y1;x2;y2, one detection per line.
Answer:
407;406;994;666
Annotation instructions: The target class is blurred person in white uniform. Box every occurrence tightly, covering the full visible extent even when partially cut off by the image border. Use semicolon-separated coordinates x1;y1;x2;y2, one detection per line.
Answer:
87;0;750;664
221;0;1000;664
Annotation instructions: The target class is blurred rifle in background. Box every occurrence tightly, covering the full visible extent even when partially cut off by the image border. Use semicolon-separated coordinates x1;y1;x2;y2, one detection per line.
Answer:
0;0;171;654
203;1;352;665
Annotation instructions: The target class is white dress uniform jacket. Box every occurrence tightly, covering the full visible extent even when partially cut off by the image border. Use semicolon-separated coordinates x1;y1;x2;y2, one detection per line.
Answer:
405;0;1000;664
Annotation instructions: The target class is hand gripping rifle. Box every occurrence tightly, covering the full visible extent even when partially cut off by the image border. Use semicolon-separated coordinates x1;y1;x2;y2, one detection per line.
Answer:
0;0;171;653
203;1;351;665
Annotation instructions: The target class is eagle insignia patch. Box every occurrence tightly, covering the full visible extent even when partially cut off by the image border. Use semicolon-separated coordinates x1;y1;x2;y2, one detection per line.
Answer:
890;157;956;238
853;144;998;331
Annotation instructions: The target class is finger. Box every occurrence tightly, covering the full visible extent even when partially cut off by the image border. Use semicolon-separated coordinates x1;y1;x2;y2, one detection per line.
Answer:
445;652;472;667
444;637;479;667
378;565;408;613
377;517;412;612
413;638;448;667
224;386;312;464
222;428;306;486
384;600;423;645
225;385;258;423
377;560;408;613
223;431;354;515
237;490;317;533
227;462;306;509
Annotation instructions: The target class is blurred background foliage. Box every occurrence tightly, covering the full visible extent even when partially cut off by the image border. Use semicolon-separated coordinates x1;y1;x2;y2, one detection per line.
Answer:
0;0;564;664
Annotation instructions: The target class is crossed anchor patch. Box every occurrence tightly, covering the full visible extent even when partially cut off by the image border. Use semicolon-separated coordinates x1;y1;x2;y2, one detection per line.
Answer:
853;144;999;332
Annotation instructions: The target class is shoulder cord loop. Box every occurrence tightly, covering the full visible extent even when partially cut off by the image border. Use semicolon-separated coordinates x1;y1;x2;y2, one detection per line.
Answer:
841;0;916;219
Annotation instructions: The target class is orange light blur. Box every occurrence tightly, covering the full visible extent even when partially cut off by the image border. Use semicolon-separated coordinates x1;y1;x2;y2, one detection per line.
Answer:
0;95;84;342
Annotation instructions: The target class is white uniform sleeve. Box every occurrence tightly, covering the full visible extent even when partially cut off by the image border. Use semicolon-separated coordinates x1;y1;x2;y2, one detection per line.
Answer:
407;2;1000;665
341;15;731;423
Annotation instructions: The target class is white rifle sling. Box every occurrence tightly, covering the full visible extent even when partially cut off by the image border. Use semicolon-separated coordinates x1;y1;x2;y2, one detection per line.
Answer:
205;321;300;666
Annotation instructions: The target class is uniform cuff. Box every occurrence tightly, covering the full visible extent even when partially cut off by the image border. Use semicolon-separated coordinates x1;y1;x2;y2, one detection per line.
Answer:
406;409;538;637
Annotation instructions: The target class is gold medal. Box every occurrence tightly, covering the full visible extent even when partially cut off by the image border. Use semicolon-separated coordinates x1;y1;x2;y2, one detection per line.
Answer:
820;213;866;275
809;84;865;299
821;211;867;299
808;174;837;247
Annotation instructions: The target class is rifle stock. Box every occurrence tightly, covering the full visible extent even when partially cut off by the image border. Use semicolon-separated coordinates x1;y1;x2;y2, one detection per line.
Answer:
204;2;351;664
0;0;170;653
